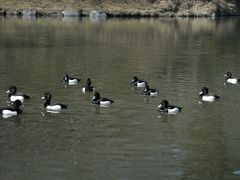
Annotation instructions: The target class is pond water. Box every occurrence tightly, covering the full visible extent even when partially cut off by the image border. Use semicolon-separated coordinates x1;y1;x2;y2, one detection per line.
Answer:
0;16;240;180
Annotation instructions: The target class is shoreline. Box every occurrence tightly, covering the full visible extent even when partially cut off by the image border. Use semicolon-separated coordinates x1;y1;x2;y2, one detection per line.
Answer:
0;1;239;18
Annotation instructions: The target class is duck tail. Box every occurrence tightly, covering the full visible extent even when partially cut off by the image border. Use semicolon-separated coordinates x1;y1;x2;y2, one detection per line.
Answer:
214;94;220;99
61;104;68;108
24;94;31;99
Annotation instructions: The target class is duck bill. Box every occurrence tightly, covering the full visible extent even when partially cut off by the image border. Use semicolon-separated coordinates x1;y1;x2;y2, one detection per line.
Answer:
158;104;163;109
41;96;45;100
224;74;227;77
199;91;203;96
6;90;10;94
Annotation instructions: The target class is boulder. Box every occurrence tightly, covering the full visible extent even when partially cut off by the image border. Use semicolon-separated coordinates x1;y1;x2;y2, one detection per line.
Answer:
89;10;107;19
22;9;36;16
62;9;79;17
0;9;6;15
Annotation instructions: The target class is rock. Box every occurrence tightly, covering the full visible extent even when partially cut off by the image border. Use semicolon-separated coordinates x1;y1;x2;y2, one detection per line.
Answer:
36;9;62;17
22;9;36;16
89;10;107;19
0;8;6;15
216;1;240;16
0;0;239;18
62;9;79;17
5;9;21;16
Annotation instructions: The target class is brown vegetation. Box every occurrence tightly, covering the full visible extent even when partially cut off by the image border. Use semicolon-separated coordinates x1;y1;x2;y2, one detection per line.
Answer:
0;0;239;17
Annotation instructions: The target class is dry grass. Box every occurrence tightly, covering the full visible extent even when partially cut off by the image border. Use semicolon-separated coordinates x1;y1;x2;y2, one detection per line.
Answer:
0;0;239;16
0;0;214;10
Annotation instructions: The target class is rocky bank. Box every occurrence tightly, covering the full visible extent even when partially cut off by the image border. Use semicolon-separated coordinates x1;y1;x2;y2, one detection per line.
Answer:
0;0;239;17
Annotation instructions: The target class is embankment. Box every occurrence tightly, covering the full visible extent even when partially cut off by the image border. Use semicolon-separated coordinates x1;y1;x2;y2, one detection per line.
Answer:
0;0;239;17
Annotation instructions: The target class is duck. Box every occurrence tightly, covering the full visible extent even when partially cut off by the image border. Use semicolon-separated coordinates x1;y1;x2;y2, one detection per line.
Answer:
0;100;22;116
6;85;30;102
41;92;68;111
199;87;220;102
157;100;182;114
224;72;239;84
130;76;147;87
82;78;95;94
141;84;159;96
92;92;114;106
62;74;80;85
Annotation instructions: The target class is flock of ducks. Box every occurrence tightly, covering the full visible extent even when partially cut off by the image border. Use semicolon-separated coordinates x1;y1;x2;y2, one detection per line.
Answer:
0;74;114;118
131;76;182;113
0;72;239;118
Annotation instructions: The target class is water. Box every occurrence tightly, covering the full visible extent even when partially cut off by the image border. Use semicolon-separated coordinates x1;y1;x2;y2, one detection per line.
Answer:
0;16;240;180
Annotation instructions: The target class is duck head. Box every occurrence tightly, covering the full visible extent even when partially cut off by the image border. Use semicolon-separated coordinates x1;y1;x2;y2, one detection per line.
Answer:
131;76;139;83
143;84;150;92
224;72;232;78
158;100;169;109
6;85;17;96
12;100;22;114
199;87;209;97
92;92;100;101
13;100;22;108
41;92;52;106
63;74;69;82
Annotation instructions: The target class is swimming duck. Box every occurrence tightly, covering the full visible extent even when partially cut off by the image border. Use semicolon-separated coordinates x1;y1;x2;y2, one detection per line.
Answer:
130;76;147;87
158;100;182;114
224;72;239;84
62;74;80;85
141;84;159;96
41;92;68;111
0;100;22;116
6;85;30;102
82;78;95;94
92;92;114;106
199;87;220;102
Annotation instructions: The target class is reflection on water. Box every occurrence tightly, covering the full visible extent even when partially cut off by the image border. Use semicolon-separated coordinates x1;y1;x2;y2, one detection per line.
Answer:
0;17;240;180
